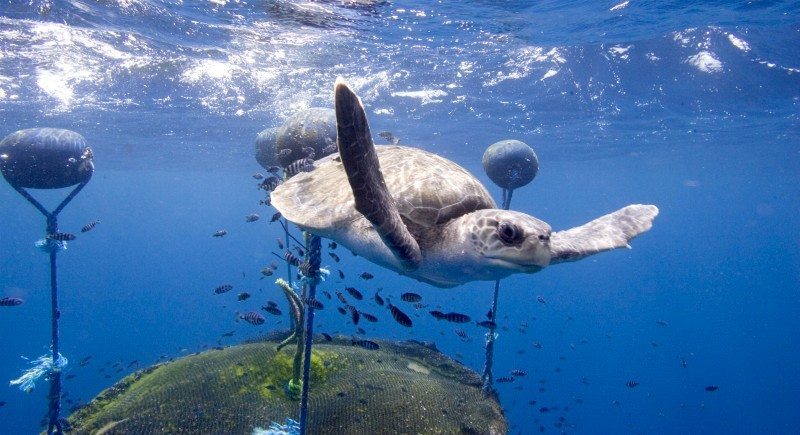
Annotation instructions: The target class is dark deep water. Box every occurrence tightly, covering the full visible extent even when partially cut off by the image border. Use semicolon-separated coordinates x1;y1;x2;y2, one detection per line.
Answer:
1;1;799;433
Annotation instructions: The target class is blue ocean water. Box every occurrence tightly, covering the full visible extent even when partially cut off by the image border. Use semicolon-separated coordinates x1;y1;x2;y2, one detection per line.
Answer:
0;0;798;433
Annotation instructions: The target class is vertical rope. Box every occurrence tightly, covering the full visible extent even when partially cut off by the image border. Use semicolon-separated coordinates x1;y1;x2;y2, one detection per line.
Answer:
8;182;87;434
47;248;62;434
298;234;321;434
481;188;514;395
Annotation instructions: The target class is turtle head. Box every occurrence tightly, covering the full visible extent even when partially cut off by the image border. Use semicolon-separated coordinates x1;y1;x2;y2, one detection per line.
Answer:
465;209;552;272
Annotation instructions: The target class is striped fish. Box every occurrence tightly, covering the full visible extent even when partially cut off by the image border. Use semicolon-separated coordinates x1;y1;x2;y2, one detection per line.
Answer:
214;284;233;294
359;311;378;323
284;158;314;177
80;220;100;233
47;232;76;241
259;176;281;192
387;303;412;327
239;311;265;326
400;292;422;303
344;286;363;300
0;297;23;307
351;338;379;350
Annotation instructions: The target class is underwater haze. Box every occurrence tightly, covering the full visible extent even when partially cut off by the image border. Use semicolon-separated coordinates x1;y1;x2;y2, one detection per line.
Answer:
1;0;799;433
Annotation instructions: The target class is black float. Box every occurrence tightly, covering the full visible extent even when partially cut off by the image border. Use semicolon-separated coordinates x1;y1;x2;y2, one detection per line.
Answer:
480;139;538;394
1;127;94;434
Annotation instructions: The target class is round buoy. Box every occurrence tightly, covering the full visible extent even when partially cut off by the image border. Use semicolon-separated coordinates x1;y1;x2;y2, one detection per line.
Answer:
0;128;94;189
254;127;279;170
254;108;337;169
482;139;538;190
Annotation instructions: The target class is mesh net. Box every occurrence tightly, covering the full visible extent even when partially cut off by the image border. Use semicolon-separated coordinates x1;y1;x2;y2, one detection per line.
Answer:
67;336;506;434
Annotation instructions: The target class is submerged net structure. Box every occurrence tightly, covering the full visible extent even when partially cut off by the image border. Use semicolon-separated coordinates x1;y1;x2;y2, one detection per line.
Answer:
67;335;507;434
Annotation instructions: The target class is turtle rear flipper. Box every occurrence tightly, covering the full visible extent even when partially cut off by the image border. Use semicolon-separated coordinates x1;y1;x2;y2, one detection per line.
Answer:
334;79;422;270
549;204;658;264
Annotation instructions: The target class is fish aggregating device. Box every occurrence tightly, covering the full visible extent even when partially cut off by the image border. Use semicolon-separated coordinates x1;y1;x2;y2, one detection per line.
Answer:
0;127;95;434
255;107;338;170
480;139;539;393
65;336;508;434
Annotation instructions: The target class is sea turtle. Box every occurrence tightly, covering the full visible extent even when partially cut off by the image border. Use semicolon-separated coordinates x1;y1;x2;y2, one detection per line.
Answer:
271;79;658;288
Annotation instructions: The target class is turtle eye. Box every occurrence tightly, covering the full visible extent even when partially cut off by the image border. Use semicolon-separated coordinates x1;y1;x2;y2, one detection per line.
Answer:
497;221;523;245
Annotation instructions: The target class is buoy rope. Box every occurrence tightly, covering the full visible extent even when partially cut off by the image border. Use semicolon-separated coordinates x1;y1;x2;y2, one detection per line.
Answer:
298;233;321;434
481;187;513;395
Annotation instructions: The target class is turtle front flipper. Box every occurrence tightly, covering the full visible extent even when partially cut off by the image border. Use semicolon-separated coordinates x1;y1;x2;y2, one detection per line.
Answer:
549;204;658;264
334;79;422;270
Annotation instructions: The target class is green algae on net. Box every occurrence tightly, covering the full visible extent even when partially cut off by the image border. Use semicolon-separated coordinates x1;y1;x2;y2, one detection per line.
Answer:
67;335;507;434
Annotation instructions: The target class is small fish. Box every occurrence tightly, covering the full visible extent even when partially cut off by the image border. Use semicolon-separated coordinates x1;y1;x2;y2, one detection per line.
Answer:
214;284;233;294
270;212;282;222
0;401;5;407
511;369;527;377
359;272;374;280
293;246;306;257
328;241;337;250
221;330;236;337
285;158;314;177
400;292;422;303
455;329;469;339
378;131;400;145
705;385;719;392
245;213;260;223
329;252;340;262
267;166;281;174
656;319;669;326
277;148;292;157
237;292;251;301
252;172;264;180
305;298;324;310
680;357;688;368
345;287;363;300
302;146;316;157
262;305;282;316
212;230;227;237
276;239;285;250
429;310;445;319
476;320;496;329
336;291;348;304
536;295;546;305
259;176;281;191
47;232;76;241
496;376;515;383
360;311;378;323
260;266;274;277
284;251;302;267
349;305;360;325
338;270;345;279
0;297;23;307
351;338;380;350
356;327;366;335
321;332;333;341
626;380;639;388
81;220;100;233
240;311;265;325
322;290;332;300
388;303;413;327
434;312;470;323
336;306;347;315
79;356;92;366
374;292;385;306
